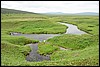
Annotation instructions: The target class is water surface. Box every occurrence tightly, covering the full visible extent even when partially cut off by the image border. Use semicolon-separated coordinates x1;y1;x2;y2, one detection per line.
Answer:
11;22;87;62
26;43;50;62
11;22;87;41
12;34;60;42
58;22;87;35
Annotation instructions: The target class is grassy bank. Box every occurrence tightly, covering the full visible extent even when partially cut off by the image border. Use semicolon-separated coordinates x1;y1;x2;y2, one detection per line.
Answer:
1;41;99;66
1;41;30;66
13;45;99;66
1;14;67;34
60;15;99;35
1;13;99;66
37;42;59;55
46;34;98;50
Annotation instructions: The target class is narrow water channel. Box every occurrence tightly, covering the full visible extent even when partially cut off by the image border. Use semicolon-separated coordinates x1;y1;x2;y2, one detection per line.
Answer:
58;22;87;34
26;43;50;62
10;22;87;62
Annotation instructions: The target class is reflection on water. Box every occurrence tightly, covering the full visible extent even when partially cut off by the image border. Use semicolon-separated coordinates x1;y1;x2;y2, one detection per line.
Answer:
11;22;87;41
58;22;87;35
26;43;50;62
12;34;60;42
11;22;87;62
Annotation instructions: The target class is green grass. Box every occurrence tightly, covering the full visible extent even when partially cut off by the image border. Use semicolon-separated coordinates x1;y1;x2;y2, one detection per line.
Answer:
1;13;99;66
60;15;99;35
13;45;99;66
10;20;66;34
1;41;31;66
1;14;67;34
1;35;39;46
37;42;59;55
50;45;99;66
47;34;99;50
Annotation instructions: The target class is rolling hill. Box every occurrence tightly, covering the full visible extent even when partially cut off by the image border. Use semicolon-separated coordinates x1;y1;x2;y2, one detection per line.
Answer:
1;8;37;14
42;12;99;15
1;8;98;16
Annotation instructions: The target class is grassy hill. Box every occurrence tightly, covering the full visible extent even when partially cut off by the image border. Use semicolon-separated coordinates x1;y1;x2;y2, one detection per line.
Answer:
1;8;37;14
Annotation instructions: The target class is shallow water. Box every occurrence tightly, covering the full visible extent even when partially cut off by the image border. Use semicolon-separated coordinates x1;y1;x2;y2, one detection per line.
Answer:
11;22;87;41
11;22;87;62
26;43;50;62
12;34;60;42
58;22;87;35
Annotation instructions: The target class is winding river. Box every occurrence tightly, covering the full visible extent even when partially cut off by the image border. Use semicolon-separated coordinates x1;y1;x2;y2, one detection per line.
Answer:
11;22;87;62
58;22;86;34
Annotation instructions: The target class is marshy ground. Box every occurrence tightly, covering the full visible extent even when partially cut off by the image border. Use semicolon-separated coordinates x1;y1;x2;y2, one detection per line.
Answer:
1;13;99;66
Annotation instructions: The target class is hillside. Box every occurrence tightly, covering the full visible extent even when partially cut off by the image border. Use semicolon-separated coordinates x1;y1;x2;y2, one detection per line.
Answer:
1;8;36;14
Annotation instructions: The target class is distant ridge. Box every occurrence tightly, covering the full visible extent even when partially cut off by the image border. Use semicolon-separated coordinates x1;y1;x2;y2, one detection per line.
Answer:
1;8;37;14
42;12;99;15
75;12;99;15
1;8;99;15
44;12;65;14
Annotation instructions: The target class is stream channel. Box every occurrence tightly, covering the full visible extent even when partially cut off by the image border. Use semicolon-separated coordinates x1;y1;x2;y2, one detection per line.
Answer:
10;22;87;62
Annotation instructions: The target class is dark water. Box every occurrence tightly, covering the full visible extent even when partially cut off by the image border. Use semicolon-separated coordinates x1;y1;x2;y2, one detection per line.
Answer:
11;22;87;62
26;43;50;62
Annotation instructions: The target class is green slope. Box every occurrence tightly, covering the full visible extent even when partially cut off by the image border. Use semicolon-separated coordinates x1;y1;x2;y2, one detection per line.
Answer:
1;8;37;14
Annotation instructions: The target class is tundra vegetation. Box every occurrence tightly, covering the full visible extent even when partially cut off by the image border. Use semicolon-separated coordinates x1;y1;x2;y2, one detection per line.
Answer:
1;9;99;66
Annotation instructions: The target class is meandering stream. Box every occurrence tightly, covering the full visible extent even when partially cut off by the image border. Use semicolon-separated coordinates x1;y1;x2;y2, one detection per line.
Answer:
11;22;87;62
26;43;50;62
58;22;87;34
